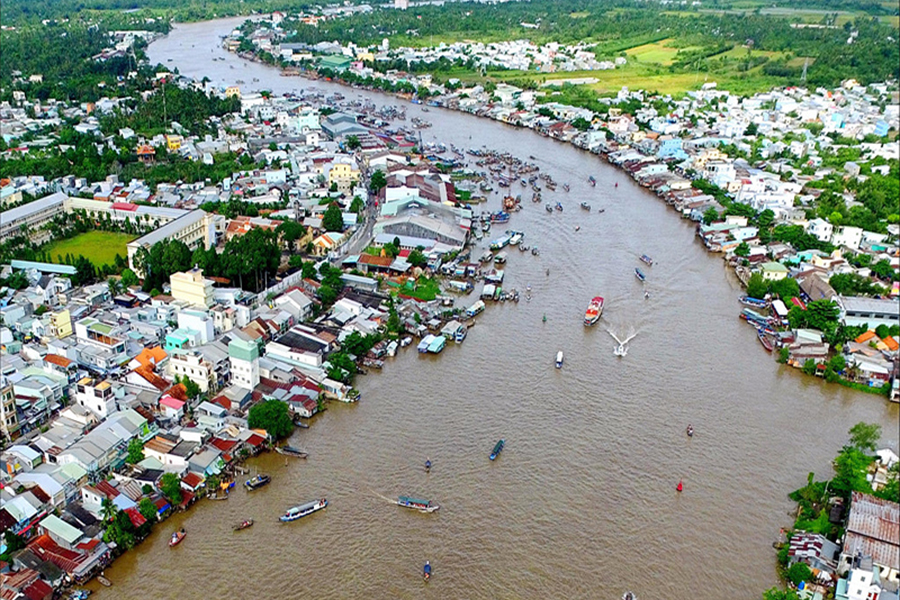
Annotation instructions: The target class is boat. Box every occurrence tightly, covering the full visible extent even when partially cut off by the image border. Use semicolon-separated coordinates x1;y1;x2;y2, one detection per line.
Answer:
397;496;440;513
542;314;547;323
418;335;435;353
400;336;413;347
509;231;524;245
276;446;308;459
280;498;327;522
739;296;768;308
96;576;112;588
545;204;553;213
757;329;774;352
622;593;637;600
386;340;399;357
614;344;627;357
465;300;485;317
563;183;570;192
70;590;91;600
531;247;540;256
233;519;254;531
580;202;591;211
588;176;596;186
425;459;432;472
169;529;186;547
424;561;432;582
634;268;646;282
555;202;563;212
640;254;654;266
584;296;604;326
676;480;683;492
489;439;505;461
427;335;447;354
245;474;271;491
686;425;694;438
555;350;564;368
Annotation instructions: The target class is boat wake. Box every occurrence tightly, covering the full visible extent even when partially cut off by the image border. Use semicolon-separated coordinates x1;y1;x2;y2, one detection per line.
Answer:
607;328;637;357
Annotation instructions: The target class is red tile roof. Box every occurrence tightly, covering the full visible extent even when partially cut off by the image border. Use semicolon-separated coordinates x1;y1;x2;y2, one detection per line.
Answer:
22;579;52;600
134;364;170;392
27;534;84;574
245;433;266;447
43;354;74;368
181;472;203;489
124;507;146;529
93;480;120;499
209;438;237;453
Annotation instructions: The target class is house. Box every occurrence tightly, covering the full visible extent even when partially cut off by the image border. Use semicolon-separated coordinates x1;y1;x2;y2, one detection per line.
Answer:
838;492;900;584
760;262;789;281
159;395;186;420
840;297;900;329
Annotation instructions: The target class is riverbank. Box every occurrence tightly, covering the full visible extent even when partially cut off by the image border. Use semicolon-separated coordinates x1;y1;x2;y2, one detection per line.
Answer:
223;43;899;404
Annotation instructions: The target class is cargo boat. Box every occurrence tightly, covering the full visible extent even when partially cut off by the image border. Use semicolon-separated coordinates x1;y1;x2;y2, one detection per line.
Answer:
245;474;271;490
280;498;327;522
397;496;440;513
490;439;505;461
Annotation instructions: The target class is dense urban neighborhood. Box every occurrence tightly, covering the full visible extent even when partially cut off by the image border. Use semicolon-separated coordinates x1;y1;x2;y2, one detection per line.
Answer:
1;3;898;599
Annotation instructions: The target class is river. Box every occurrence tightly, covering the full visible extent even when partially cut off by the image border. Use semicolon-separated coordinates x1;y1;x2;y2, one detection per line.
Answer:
88;18;900;600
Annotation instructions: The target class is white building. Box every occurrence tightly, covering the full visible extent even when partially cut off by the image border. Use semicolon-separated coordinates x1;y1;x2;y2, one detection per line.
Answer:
807;218;835;243
228;337;260;390
74;377;118;420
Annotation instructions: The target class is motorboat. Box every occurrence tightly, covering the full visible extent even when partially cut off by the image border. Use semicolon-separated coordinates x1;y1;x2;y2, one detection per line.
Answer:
584;296;604;326
622;593;637;600
545;204;553;213
580;202;591;211
640;254;654;266
686;425;694;438
424;561;432;581
588;176;596;186
676;480;683;492
280;499;328;522
276;445;308;458
555;202;563;211
397;496;440;513
614;344;627;357
245;474;271;491
555;350;564;368
490;439;505;461
169;529;186;547
425;459;432;472
634;268;646;282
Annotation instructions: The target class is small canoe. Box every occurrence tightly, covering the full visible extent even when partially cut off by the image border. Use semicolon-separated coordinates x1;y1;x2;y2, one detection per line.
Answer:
96;576;112;588
233;519;254;531
490;439;505;461
276;446;308;459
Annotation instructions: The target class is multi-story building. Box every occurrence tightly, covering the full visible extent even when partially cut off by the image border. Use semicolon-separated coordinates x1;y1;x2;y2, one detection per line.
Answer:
74;317;127;371
0;379;20;441
74;377;118;420
127;210;214;276
229;336;260;389
0;191;67;244
168;351;216;394
170;269;214;308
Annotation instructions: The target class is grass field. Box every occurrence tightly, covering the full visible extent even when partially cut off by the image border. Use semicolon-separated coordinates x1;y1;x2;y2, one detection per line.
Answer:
44;231;134;268
624;39;694;66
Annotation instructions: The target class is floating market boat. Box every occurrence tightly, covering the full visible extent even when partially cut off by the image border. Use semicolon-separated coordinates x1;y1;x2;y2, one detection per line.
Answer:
490;439;505;461
584;296;604;326
580;202;591;211
634;268;646;282
622;593;637;600
233;519;254;531
509;231;524;245
245;474;271;491
545;204;553;213
169;529;186;547
556;350;564;368
757;329;774;352
276;446;308;459
686;425;694;438
397;496;440;513
424;561;432;582
96;576;112;588
280;498;327;522
563;183;570;192
640;255;654;266
555;202;563;211
739;296;768;308
588;176;596;186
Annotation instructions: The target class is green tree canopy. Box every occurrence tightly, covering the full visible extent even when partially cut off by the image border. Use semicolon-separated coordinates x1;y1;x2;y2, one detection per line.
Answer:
848;422;881;453
126;438;144;465
160;472;183;505
247;399;294;440
322;204;344;232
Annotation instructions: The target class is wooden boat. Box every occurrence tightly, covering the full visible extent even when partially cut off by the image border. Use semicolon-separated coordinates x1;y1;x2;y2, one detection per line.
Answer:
588;175;596;186
622;593;637;600
554;202;563;211
280;498;327;522
545;204;553;213
169;530;186;547
397;496;440;513
276;446;308;459
424;561;432;582
563;183;570;192
757;330;774;352
634;268;646;282
580;202;591;211
96;576;112;587
245;474;271;491
686;425;694;438
233;519;254;531
739;296;768;308
490;439;505;461
640;255;654;266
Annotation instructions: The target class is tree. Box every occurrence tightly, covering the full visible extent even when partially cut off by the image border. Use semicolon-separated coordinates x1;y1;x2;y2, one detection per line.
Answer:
276;220;305;253
101;497;117;522
746;273;768;300
177;376;201;400
126;438;144;464
762;588;799;600
120;268;139;288
247;399;294;440
407;249;427;268
370;169;387;193
875;324;890;339
848;422;881;453
786;562;812;586
138;498;158;523
322;204;344;232
734;242;750;257
346;135;361;150
702;207;720;225
349;196;364;214
770;277;799;300
107;277;123;296
160;472;183;505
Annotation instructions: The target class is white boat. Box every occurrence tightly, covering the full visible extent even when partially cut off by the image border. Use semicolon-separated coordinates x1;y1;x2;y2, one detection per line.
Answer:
400;336;413;347
280;499;327;522
509;231;524;245
418;335;436;353
555;351;564;368
466;300;485;317
385;340;399;357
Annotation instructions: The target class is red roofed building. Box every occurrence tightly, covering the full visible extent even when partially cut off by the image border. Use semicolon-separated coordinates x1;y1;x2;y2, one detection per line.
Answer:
209;438;237;453
137;144;156;164
181;472;204;491
22;578;53;600
123;507;146;529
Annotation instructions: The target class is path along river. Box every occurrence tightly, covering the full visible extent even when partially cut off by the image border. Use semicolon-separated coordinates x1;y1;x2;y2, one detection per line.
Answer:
94;18;900;600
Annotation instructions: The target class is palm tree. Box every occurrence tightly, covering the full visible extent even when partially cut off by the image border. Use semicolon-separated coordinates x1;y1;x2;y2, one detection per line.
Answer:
101;497;117;522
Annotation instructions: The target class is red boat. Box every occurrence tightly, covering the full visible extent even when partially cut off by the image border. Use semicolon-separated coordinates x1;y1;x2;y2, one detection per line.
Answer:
584;296;604;326
757;330;774;352
169;530;186;547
